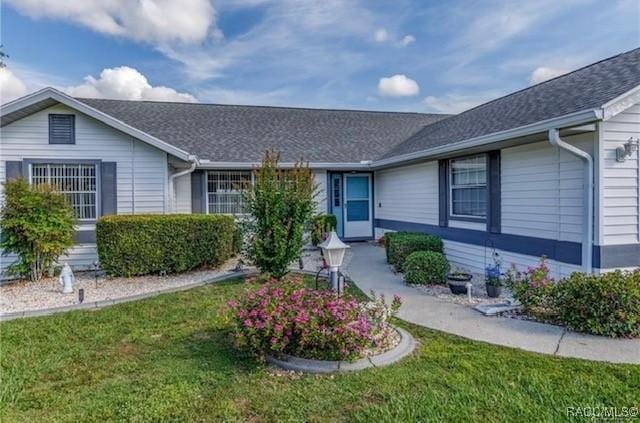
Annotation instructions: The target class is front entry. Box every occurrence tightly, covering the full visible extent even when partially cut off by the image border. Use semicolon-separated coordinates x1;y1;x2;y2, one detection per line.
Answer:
329;172;373;239
344;173;373;239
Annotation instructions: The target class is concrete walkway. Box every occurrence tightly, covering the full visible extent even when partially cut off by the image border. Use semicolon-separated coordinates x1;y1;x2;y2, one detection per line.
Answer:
343;242;639;365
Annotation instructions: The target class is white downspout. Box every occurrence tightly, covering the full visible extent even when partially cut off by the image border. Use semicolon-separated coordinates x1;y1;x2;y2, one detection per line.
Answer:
548;129;593;272
168;155;198;213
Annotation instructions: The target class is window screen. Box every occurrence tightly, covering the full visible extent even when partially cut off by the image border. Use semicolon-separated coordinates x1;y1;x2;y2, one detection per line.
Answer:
31;163;97;219
450;155;487;218
207;171;252;214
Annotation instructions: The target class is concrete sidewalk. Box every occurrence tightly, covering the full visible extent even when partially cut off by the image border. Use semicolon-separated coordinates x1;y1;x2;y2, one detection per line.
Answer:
343;242;639;365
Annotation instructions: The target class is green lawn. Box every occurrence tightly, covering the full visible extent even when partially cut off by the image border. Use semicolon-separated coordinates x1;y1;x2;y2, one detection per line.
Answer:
1;278;638;422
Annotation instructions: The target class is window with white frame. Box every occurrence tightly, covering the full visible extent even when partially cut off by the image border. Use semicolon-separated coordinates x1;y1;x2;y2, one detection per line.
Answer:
207;170;252;215
449;155;487;218
31;163;98;220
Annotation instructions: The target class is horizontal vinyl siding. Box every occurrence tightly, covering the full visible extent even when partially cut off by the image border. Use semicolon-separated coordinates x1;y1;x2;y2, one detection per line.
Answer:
601;103;640;245
173;172;192;213
374;161;439;225
501;134;593;243
0;104;170;275
313;170;328;214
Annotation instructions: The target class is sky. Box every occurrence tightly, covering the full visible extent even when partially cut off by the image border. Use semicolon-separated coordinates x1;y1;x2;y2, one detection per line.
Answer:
0;0;638;113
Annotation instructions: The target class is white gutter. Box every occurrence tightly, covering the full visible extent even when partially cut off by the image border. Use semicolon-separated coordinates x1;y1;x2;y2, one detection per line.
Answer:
548;129;593;273
197;160;372;170
373;108;602;169
168;155;198;213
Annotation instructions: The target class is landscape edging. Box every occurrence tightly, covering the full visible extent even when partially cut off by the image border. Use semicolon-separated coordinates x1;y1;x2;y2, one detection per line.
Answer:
266;327;416;373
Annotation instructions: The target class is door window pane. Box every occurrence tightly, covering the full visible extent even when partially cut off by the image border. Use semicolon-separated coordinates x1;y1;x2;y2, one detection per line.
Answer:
347;200;369;221
346;176;368;199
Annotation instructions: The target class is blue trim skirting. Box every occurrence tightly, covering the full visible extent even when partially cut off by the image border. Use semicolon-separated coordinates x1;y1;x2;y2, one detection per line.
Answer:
376;218;582;265
375;218;640;269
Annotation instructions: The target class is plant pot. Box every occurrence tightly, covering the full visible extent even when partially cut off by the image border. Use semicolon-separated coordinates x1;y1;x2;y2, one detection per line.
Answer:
486;284;502;298
448;281;468;295
448;273;473;283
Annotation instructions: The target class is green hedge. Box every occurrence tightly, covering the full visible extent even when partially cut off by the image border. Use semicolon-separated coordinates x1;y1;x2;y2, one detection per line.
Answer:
403;251;450;285
553;271;640;338
96;214;236;277
387;232;444;271
310;214;338;246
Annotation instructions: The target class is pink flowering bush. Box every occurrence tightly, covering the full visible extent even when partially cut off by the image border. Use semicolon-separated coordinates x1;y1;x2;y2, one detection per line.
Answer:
227;275;401;361
505;258;556;312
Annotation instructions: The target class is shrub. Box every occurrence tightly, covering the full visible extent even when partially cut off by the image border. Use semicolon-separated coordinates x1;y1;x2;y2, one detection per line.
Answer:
310;214;338;246
0;179;74;281
228;275;401;361
553;271;640;338
96;214;235;276
243;151;317;278
403;251;450;285
387;232;443;271
505;259;556;312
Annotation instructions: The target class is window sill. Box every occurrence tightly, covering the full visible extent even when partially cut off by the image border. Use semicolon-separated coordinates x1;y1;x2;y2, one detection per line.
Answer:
449;216;486;223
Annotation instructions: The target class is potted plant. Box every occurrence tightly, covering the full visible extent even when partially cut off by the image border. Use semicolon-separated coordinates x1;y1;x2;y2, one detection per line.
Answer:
485;252;503;298
447;268;472;295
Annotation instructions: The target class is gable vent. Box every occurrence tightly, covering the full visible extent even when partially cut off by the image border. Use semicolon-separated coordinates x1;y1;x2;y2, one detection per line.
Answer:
49;114;75;144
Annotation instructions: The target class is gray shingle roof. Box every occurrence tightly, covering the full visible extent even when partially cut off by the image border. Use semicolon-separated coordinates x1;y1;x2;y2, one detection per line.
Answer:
76;98;447;163
382;48;640;159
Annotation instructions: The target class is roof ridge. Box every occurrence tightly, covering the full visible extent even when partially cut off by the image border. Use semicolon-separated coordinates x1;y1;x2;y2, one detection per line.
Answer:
76;97;449;117
449;47;639;117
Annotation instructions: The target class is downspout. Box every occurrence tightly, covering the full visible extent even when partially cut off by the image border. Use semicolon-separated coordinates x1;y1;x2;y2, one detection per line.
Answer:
168;155;198;213
548;129;593;272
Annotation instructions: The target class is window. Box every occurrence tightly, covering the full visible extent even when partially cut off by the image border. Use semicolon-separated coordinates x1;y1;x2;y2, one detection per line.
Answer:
449;155;487;218
207;171;252;214
49;114;75;144
31;163;97;220
345;176;370;222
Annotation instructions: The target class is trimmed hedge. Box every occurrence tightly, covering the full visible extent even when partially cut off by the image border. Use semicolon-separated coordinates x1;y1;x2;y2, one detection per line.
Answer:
310;214;338;246
403;251;450;285
387;232;444;271
96;214;236;277
553;271;640;338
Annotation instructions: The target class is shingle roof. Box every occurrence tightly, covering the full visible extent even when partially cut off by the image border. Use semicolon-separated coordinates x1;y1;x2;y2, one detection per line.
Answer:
76;98;447;163
382;48;640;159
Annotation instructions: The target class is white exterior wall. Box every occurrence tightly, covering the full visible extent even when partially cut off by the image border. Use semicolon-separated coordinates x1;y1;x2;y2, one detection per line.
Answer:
375;161;439;225
374;134;596;276
501;133;593;243
313;170;328;214
0;104;170;274
173;173;192;213
599;103;640;246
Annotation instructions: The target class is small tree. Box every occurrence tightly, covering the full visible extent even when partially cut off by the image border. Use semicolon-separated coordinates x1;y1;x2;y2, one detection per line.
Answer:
0;179;75;281
243;151;317;278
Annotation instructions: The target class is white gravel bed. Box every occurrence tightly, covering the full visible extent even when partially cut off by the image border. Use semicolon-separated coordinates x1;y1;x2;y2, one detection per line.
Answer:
0;258;239;314
411;283;509;306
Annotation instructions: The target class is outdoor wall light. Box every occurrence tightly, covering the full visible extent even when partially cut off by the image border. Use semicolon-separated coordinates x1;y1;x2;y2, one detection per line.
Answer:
616;137;639;162
319;230;350;292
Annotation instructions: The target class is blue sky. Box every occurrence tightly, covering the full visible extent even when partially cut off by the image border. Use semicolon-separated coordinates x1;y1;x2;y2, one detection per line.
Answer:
1;0;638;113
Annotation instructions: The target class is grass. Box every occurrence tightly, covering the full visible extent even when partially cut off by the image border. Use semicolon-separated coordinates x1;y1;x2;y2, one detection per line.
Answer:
1;277;638;422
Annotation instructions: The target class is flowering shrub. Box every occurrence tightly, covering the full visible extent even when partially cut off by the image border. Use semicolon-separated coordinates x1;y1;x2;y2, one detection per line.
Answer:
228;275;401;361
505;258;556;312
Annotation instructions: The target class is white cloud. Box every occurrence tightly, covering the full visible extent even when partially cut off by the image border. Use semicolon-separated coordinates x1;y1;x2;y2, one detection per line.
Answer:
400;34;416;46
423;91;504;114
530;66;568;84
378;75;420;97
0;68;27;104
66;66;197;102
374;28;389;42
5;0;217;45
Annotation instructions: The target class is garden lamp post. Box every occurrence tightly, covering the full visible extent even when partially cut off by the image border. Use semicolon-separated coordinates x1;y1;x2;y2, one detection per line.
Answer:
319;230;349;293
